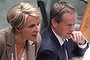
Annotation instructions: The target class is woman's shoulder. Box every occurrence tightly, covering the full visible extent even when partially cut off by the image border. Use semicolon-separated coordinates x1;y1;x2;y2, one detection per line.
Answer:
0;27;12;41
0;26;12;32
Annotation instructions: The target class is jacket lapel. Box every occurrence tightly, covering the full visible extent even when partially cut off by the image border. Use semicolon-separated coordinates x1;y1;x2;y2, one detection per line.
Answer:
48;26;66;60
48;26;61;47
26;41;36;60
26;33;41;60
6;28;16;60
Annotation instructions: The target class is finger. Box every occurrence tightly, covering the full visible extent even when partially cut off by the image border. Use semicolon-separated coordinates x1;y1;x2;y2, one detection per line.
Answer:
72;31;77;42
76;33;80;43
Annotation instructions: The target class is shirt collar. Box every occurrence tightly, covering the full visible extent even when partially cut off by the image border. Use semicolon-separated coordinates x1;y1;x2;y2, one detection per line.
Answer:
52;29;64;46
28;40;34;45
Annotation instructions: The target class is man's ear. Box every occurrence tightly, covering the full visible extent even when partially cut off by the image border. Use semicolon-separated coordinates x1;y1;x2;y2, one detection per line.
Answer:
51;19;57;28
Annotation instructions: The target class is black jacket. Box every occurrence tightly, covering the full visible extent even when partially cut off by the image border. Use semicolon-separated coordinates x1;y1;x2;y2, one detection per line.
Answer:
36;26;89;60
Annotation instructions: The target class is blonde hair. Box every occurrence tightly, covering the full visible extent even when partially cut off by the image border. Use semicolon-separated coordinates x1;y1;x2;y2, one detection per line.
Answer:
7;2;41;28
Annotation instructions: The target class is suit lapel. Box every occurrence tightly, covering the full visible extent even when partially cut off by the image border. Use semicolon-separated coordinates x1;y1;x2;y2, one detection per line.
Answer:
48;26;68;60
6;28;16;60
48;26;61;47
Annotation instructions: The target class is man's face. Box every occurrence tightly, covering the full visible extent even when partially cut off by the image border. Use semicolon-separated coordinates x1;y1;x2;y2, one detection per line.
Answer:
52;12;77;39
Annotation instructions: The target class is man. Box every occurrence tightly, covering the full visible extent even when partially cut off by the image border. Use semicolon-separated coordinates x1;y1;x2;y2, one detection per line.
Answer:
36;1;89;60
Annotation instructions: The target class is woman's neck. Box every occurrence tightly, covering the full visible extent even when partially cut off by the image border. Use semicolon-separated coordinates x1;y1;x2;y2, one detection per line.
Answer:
15;33;26;46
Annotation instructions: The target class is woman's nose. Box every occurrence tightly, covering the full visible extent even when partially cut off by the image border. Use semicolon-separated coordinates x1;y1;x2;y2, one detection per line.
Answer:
35;25;40;32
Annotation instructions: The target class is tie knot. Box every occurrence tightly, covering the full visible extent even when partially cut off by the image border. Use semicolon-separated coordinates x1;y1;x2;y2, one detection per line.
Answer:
63;40;67;47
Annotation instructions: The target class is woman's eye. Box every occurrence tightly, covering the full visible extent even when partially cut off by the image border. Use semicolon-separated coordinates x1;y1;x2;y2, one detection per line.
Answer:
28;24;35;28
37;23;40;26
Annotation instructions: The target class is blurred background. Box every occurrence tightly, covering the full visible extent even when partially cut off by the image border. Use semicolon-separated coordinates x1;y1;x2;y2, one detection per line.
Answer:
0;0;88;39
0;0;39;29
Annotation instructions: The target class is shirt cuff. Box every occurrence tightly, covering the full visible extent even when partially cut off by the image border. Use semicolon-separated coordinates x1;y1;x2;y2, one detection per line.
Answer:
78;40;88;49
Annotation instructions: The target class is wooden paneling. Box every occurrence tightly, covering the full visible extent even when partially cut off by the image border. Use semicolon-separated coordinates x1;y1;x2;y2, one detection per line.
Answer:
79;0;90;39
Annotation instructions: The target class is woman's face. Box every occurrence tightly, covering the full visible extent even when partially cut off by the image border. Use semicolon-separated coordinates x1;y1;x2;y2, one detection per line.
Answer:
19;16;40;41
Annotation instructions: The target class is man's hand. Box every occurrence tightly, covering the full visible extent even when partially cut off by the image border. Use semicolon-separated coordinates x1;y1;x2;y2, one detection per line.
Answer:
71;31;86;45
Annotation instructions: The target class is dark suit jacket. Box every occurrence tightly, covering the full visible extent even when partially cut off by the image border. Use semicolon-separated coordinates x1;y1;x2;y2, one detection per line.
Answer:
36;26;89;60
0;27;41;60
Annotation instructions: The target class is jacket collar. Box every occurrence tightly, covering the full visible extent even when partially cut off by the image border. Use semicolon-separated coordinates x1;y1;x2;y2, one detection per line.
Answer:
48;26;61;47
6;27;16;60
5;27;40;60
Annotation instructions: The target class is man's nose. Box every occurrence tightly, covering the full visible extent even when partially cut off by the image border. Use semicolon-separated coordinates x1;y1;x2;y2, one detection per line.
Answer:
70;26;74;31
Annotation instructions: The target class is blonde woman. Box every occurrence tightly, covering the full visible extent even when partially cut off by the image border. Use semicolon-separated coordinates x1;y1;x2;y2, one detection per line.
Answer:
0;2;42;60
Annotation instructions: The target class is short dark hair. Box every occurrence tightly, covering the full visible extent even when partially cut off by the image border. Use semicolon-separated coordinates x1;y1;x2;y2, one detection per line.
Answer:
50;1;76;24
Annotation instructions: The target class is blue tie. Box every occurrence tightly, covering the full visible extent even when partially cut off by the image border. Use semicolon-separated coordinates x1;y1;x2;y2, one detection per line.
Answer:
63;40;67;47
62;40;68;60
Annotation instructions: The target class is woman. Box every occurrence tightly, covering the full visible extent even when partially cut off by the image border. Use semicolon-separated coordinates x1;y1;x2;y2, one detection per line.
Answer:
0;2;41;60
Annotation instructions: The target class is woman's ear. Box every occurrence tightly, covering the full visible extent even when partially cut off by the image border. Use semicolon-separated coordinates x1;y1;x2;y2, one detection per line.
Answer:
15;28;20;33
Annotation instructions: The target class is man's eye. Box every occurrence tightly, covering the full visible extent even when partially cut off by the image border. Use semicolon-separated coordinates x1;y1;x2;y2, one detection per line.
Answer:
67;24;72;26
67;24;75;27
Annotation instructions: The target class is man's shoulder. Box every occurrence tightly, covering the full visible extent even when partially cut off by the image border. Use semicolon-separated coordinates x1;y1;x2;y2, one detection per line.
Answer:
40;37;57;52
39;41;57;53
41;26;52;38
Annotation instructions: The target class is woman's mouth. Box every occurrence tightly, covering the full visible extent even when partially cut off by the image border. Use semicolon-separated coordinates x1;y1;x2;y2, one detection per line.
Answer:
32;34;37;39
